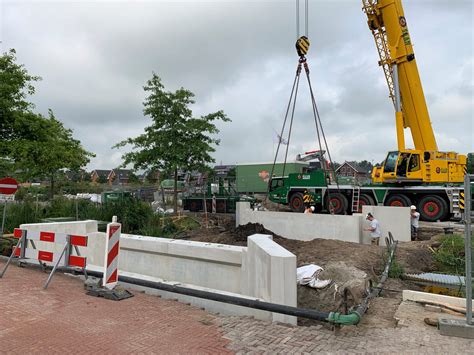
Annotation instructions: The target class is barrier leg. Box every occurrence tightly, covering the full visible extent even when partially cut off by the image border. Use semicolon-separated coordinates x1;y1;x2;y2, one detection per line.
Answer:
43;243;68;289
73;244;88;280
29;240;47;272
0;238;22;278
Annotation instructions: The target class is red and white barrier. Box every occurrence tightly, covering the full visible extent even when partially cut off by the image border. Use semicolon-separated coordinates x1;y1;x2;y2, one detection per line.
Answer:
212;195;216;214
12;229;88;267
103;216;121;290
0;227;88;288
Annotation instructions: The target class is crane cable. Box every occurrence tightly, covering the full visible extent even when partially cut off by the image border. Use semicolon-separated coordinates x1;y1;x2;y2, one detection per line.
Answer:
265;0;342;214
296;0;309;39
265;61;303;210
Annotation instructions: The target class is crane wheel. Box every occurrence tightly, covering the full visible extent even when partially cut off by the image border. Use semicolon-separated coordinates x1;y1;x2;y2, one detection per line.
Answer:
418;195;448;222
290;192;305;213
328;193;348;214
357;194;376;213
384;194;411;207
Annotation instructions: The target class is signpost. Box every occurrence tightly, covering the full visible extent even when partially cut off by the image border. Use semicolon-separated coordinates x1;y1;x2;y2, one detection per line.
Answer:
0;177;18;237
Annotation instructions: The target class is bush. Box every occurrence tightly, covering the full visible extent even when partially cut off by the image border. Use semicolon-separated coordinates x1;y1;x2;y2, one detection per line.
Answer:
0;198;200;238
0;201;39;234
433;234;471;275
388;258;405;278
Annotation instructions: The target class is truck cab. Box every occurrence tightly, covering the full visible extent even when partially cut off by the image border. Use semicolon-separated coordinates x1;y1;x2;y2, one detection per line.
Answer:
269;170;327;211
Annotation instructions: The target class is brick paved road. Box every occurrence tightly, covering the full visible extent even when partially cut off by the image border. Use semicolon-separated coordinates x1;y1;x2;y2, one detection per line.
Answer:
0;261;231;354
218;311;474;354
2;260;474;354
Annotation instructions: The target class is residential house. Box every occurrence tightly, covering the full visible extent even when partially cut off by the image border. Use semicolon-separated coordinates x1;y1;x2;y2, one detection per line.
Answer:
91;169;111;184
108;169;132;185
335;161;371;180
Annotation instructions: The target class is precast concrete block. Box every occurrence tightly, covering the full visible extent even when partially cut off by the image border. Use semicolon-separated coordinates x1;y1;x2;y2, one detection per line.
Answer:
236;202;361;243
439;318;474;339
247;234;297;325
362;206;411;245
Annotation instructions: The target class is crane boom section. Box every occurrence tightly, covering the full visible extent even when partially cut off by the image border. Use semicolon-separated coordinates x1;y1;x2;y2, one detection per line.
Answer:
364;0;438;152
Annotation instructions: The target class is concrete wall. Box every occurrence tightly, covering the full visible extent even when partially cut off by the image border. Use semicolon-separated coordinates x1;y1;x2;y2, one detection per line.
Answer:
237;202;362;243
86;233;245;294
361;205;411;245
18;221;297;325
236;202;411;245
244;234;296;324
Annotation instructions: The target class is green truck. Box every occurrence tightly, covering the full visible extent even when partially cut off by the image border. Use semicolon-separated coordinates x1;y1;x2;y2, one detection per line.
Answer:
236;161;309;194
183;179;254;213
269;170;468;222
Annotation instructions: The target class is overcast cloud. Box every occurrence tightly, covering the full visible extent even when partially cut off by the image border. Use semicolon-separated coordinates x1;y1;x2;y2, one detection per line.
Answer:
1;0;473;170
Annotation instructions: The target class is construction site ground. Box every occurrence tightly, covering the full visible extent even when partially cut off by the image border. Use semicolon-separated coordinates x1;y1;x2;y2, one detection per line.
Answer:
181;213;461;331
1;257;473;353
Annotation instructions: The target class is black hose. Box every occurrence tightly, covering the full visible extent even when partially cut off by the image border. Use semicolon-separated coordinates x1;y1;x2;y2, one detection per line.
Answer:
85;269;331;322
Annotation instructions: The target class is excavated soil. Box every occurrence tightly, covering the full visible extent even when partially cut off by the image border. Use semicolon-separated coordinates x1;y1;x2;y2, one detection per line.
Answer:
182;213;436;329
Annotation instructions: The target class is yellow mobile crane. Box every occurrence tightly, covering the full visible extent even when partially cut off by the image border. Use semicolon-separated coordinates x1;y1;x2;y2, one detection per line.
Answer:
268;0;467;221
362;0;467;184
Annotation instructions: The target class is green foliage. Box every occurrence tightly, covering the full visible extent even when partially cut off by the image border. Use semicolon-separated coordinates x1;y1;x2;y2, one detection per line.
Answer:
433;234;471;275
128;172;140;184
174;217;200;231
388;258;405;278
9;110;95;194
113;73;230;212
98;175;108;184
381;250;405;278
0;49;94;193
0;198;201;239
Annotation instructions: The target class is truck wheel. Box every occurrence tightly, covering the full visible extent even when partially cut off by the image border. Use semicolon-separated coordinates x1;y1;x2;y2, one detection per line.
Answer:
217;200;227;213
290;193;305;212
189;200;199;212
385;194;411;207
357;194;376;213
418;195;448;222
328;192;348;214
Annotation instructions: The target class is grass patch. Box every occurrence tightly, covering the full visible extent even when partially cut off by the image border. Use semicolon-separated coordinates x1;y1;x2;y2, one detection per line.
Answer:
388;257;405;278
433;234;472;275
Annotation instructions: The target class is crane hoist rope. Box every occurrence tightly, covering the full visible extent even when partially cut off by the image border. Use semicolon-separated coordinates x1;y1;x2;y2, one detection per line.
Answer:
265;2;341;214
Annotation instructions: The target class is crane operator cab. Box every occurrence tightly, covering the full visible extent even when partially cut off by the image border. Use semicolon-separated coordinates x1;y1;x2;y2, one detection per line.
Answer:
372;150;423;184
372;149;465;185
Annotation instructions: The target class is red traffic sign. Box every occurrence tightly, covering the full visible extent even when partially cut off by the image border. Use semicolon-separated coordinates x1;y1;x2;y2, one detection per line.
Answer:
0;177;18;195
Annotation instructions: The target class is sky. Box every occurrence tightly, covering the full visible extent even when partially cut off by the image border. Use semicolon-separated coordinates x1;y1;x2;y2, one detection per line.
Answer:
1;0;473;170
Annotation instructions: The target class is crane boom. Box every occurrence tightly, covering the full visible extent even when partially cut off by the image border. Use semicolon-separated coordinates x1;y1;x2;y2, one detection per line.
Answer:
362;0;437;152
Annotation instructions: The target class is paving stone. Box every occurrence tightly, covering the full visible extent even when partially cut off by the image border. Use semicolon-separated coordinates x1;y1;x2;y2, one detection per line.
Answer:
0;261;231;353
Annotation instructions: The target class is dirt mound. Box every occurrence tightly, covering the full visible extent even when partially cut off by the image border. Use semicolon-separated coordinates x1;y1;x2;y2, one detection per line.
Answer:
230;223;279;241
298;262;369;313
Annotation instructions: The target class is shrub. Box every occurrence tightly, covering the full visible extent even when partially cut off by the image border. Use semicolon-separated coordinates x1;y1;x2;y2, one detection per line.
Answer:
433;234;470;275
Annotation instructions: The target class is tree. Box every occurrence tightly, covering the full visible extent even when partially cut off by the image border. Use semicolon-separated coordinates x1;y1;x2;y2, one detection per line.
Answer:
114;73;230;213
0;49;40;171
356;160;373;172
9;110;95;197
128;171;140;184
0;49;94;196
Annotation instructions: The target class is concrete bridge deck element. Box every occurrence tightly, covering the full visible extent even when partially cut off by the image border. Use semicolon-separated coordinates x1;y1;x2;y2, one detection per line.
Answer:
18;221;297;324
